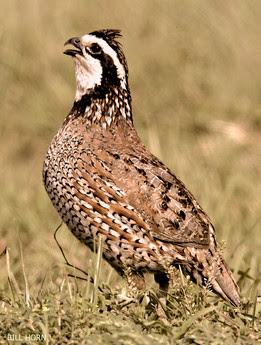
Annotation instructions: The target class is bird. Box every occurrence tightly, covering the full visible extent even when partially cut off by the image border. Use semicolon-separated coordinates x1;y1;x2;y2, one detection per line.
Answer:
43;29;241;308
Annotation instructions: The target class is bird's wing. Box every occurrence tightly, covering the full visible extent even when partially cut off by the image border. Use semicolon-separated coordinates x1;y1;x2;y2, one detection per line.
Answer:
72;146;213;250
101;143;214;249
146;167;213;248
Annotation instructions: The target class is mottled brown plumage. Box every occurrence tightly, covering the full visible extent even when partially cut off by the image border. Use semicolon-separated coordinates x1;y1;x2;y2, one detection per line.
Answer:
43;29;241;307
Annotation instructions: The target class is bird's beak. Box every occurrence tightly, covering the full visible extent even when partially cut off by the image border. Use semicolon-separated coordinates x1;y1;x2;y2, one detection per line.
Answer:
64;37;83;56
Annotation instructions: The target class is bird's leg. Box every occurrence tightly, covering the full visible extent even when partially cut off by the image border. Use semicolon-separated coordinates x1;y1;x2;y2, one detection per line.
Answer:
154;273;169;318
155;272;169;296
129;271;146;290
122;267;146;290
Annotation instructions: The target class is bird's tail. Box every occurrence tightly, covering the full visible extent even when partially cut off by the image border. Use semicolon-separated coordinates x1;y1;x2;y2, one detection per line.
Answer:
211;256;241;307
185;247;241;307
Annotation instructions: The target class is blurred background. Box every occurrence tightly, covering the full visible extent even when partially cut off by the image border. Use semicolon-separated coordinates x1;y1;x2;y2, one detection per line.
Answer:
0;0;260;296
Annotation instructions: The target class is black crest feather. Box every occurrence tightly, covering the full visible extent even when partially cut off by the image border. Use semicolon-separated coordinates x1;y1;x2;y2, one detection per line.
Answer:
89;29;122;43
89;29;128;75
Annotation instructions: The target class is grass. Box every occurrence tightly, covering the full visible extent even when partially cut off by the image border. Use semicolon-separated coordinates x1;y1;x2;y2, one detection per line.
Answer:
0;0;260;343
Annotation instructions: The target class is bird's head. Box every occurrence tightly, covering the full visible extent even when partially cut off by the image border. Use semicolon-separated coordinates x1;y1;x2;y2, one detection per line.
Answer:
64;29;129;102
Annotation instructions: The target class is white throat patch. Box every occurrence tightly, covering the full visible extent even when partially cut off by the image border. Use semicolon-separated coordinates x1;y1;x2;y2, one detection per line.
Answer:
73;54;102;101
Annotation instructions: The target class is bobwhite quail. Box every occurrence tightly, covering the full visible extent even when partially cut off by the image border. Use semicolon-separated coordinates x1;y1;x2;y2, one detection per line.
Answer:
43;29;241;307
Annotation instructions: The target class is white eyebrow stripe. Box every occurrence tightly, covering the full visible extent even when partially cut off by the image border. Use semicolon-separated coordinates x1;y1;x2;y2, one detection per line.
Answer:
81;35;126;85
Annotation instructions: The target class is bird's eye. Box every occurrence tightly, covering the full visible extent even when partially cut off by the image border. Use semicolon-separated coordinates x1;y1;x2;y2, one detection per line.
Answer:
88;43;102;54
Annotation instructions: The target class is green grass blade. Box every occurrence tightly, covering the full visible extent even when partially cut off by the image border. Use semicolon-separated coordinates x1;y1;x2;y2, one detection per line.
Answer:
174;306;217;340
91;235;104;305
